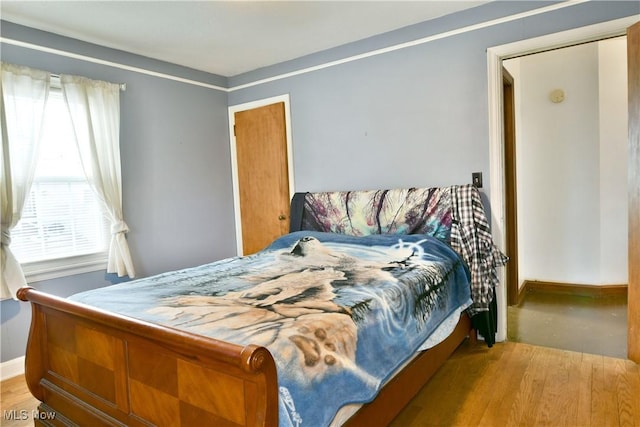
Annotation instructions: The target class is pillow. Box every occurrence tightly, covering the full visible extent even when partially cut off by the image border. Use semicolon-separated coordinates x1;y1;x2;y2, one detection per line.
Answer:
301;187;452;242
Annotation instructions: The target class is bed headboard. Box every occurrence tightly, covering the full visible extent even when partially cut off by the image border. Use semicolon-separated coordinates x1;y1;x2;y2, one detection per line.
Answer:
290;187;452;240
289;185;508;346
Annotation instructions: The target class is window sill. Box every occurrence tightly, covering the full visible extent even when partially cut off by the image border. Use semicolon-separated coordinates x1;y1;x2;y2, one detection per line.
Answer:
23;253;108;284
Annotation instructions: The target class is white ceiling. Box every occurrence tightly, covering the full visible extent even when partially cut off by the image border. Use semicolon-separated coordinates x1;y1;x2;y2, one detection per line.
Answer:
0;1;489;77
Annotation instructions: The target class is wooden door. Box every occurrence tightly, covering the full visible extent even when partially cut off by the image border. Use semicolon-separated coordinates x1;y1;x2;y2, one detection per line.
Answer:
503;67;520;306
234;102;290;255
627;21;640;363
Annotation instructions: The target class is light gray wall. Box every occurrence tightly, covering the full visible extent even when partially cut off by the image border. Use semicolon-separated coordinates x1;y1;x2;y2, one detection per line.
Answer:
1;22;235;362
228;1;638;198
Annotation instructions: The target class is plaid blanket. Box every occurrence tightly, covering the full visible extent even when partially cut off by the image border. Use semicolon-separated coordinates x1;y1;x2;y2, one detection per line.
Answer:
450;185;508;316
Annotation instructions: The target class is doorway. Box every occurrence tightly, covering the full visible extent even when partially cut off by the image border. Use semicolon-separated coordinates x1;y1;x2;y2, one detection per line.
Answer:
486;16;639;362
228;95;295;255
505;38;628;293
502;38;629;358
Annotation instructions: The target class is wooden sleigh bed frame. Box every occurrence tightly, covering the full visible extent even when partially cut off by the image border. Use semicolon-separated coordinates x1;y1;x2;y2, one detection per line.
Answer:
18;287;473;426
18;186;500;426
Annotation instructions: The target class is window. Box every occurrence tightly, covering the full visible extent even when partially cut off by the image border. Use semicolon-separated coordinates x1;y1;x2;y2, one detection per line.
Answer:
11;84;110;281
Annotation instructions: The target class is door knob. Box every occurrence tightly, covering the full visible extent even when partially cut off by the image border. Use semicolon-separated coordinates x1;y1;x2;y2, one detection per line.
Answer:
278;214;286;221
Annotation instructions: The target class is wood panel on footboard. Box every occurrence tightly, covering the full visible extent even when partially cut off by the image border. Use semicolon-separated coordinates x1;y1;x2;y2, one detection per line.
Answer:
18;287;278;427
18;286;473;426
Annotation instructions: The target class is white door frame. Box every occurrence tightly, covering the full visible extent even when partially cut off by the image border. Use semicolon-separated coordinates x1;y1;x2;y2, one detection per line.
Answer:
487;15;638;342
228;94;295;256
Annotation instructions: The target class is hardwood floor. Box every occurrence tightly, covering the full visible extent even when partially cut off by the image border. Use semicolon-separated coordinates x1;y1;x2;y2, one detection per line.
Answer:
391;340;639;427
0;375;40;427
2;340;639;426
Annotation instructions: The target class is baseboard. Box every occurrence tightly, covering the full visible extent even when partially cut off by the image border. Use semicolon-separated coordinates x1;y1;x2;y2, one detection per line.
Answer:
523;280;628;297
1;356;25;381
515;284;527;305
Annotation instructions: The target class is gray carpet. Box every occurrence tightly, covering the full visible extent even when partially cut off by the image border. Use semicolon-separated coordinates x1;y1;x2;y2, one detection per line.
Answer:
507;291;628;358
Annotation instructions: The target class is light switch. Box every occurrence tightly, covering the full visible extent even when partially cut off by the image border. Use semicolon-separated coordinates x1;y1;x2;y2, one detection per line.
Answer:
472;172;483;188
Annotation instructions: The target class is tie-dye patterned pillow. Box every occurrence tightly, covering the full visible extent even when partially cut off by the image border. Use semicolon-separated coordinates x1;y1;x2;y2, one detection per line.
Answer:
301;188;452;242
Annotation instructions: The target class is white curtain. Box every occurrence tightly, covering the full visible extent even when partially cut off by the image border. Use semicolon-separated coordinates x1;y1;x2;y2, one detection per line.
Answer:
61;75;135;278
1;63;50;299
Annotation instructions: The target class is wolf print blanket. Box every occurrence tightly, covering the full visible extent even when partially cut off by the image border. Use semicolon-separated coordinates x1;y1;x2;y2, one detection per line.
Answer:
71;231;471;426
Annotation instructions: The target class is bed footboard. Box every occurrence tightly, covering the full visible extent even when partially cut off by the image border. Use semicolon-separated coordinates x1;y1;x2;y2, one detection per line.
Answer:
17;287;278;427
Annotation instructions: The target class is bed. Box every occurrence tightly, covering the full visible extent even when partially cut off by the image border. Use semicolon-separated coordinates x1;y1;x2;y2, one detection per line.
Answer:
18;185;506;426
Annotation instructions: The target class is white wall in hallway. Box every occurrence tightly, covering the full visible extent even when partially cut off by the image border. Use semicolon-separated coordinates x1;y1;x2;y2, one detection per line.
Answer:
505;38;628;286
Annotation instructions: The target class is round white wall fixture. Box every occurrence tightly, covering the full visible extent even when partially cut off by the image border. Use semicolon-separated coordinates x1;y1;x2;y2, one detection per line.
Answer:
549;88;565;103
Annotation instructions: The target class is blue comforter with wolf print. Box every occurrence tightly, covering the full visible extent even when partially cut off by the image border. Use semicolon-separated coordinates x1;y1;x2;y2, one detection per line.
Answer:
71;231;471;426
